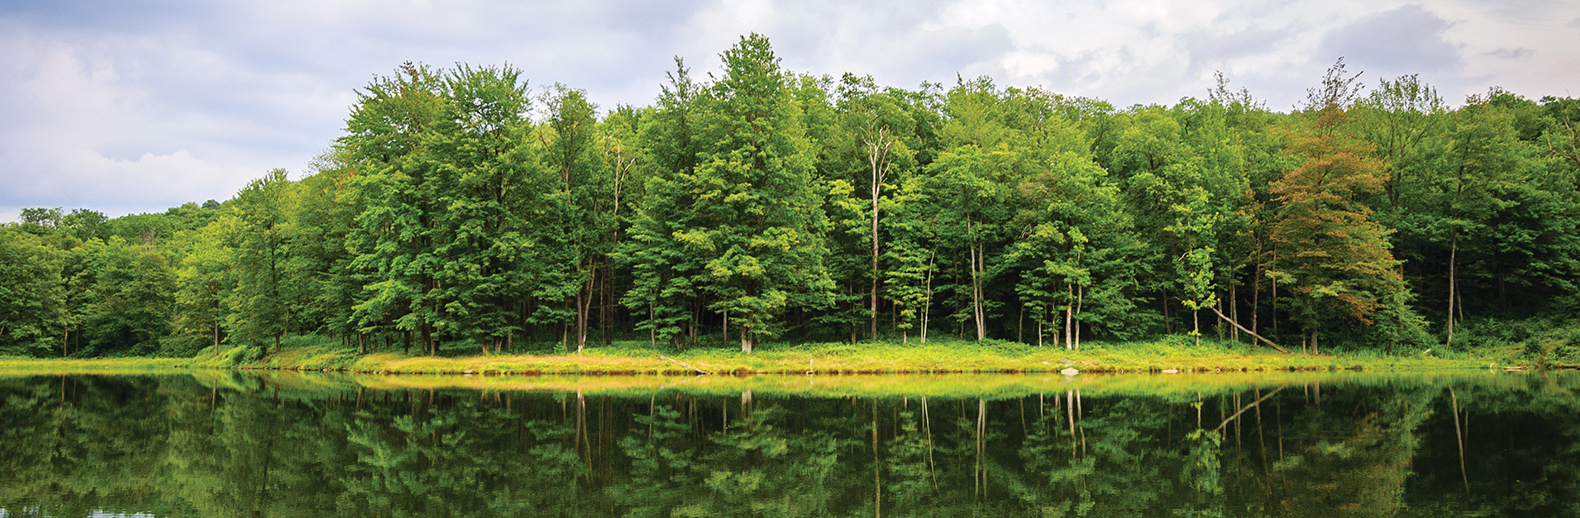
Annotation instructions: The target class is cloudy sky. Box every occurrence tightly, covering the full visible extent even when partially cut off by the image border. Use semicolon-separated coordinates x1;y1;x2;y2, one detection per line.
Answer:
3;0;1578;220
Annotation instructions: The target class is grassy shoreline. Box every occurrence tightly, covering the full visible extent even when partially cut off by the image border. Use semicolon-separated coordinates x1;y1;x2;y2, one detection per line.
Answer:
3;337;1523;377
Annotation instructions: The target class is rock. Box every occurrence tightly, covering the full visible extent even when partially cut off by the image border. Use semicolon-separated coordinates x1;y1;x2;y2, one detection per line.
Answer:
1162;369;1179;374
1060;368;1079;376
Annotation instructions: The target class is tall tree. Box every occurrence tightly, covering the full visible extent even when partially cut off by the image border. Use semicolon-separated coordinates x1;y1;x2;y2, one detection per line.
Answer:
342;63;447;355
0;227;66;355
1268;61;1423;352
227;169;296;355
686;33;835;352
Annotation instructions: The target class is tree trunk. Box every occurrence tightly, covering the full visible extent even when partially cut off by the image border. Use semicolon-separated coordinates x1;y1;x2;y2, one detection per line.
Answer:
1017;303;1024;344
740;326;752;354
1451;387;1469;490
921;253;934;344
576;258;594;353
1270;256;1278;332
1162;288;1171;334
1064;283;1074;351
867;129;891;343
1194;309;1201;347
1252;264;1261;337
1447;231;1457;346
1230;283;1239;343
1074;284;1084;351
1207;306;1288;353
423;323;434;356
970;241;986;341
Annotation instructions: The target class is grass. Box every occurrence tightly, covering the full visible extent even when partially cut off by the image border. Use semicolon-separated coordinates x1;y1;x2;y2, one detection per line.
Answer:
179;334;1513;376
343;368;1542;400
0;356;190;377
0;337;1544;399
0;335;1525;380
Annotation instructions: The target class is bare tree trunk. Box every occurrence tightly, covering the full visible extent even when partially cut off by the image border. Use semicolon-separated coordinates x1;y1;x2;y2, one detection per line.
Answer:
1162;288;1171;334
1064;283;1074;350
1447;231;1458;346
1270;254;1278;332
1252;264;1261;337
1074;284;1084;350
971;240;986;341
921;253;934;344
1231;283;1239;343
577;259;595;353
1208;306;1289;353
1451;387;1469;490
873;398;882;517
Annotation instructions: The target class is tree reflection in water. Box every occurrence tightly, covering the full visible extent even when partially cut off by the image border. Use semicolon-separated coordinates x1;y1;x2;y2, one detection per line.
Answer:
1;372;1577;517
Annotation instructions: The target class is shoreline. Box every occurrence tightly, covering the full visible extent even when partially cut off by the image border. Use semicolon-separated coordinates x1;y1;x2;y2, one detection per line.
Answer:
3;339;1526;377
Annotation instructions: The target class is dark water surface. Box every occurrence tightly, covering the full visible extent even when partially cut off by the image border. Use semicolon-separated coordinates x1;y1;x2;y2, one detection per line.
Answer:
1;370;1576;517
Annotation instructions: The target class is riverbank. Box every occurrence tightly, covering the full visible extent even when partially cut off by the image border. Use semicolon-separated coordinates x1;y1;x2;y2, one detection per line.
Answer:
2;337;1513;377
3;338;1526;378
0;357;190;376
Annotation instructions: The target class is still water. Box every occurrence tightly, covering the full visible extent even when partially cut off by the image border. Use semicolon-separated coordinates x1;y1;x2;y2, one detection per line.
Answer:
1;370;1576;517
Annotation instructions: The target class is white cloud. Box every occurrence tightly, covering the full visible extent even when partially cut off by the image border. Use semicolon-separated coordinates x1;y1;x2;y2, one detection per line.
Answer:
2;0;1578;221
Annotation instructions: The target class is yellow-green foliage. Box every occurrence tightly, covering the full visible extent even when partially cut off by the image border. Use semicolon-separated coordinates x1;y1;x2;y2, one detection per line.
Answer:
180;336;1509;377
0;357;189;377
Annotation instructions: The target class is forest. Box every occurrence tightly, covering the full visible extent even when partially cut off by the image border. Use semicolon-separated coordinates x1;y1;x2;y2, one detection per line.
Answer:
3;33;1578;359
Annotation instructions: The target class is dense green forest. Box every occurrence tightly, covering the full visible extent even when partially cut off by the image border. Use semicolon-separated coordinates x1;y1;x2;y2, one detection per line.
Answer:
4;34;1579;358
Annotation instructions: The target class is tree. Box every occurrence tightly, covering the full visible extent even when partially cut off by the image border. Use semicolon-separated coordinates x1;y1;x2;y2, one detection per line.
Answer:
1268;68;1422;351
924;144;1018;340
424;64;535;354
686;33;835;352
622;59;706;348
530;84;610;352
172;215;236;355
227;169;296;355
342;62;447;355
0;227;66;355
830;74;917;341
69;236;178;355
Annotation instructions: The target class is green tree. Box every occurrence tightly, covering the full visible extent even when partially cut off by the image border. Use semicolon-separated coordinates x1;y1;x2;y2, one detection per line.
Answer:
424;64;536;353
622;59;706;348
341;63;448;355
0;226;66;355
227;169;297;355
684;33;835;352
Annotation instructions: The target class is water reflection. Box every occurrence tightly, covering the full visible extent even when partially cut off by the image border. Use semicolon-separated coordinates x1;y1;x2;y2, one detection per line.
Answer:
1;371;1576;517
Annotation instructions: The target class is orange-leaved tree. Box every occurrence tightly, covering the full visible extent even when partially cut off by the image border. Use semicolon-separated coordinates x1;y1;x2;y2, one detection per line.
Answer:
1268;60;1424;353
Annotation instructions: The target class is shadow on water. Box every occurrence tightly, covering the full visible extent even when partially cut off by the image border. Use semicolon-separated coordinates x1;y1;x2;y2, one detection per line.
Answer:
2;370;1577;517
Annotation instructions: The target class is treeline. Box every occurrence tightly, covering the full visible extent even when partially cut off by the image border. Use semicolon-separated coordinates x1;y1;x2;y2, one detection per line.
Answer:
3;34;1579;358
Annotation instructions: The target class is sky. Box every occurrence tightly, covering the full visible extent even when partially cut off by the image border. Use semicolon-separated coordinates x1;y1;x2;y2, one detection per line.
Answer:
3;0;1578;221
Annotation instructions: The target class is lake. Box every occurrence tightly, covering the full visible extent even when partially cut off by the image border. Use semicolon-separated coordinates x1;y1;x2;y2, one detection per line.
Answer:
1;369;1575;517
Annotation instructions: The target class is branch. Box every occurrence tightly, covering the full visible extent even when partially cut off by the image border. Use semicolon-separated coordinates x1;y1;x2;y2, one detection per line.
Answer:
1208;306;1289;354
1215;385;1287;433
657;354;712;375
